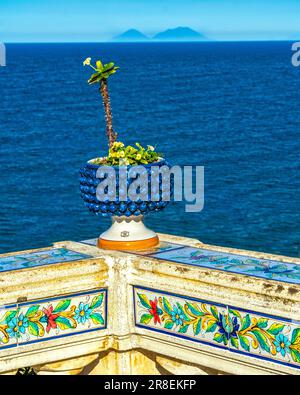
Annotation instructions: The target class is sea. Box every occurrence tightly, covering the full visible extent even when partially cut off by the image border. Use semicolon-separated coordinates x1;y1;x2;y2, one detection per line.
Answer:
0;42;299;257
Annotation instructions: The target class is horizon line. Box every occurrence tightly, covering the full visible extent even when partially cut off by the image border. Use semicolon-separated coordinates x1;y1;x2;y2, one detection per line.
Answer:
3;39;299;44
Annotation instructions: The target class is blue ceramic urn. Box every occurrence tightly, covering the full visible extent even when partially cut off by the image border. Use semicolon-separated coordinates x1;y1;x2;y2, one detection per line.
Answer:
79;159;173;250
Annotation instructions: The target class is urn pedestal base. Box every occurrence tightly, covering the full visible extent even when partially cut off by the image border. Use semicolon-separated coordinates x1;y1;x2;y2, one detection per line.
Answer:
98;215;159;251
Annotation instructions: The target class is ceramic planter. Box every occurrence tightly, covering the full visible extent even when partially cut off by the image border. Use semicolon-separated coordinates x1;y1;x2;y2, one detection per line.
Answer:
79;159;172;250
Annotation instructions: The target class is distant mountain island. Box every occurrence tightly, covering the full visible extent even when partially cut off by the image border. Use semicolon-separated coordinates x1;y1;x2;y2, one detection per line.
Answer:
113;27;207;42
113;29;149;42
153;27;206;41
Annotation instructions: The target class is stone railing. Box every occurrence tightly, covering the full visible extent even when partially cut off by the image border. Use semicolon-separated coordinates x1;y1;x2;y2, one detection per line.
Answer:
0;234;299;375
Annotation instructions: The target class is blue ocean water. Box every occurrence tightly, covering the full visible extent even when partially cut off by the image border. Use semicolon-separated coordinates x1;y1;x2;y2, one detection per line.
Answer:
0;42;299;257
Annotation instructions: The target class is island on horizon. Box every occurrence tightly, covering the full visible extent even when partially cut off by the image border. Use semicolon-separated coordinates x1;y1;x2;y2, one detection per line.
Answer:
113;29;150;42
113;27;207;42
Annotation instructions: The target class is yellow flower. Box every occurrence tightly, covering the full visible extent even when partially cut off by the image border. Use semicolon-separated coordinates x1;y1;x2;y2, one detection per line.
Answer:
136;154;142;161
83;57;92;66
120;151;125;158
112;141;124;149
147;145;155;151
126;146;136;153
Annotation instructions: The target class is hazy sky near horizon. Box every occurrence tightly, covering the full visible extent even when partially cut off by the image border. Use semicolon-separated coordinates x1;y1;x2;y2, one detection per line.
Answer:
1;0;299;42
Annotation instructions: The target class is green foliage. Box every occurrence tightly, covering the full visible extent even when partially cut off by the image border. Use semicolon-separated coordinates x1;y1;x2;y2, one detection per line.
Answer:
267;323;285;335
91;141;162;166
90;294;104;310
164;320;174;330
137;293;151;309
0;310;18;324
25;305;40;318
238;334;250;352
56;316;74;330
228;309;242;320
230;337;239;349
178;324;189;334
291;348;300;363
206;321;217;333
257;318;268;329
214;332;227;345
210;306;219;320
140;314;153;325
162;297;173;316
83;57;119;85
28;322;39;337
193;319;202;336
252;329;270;353
90;313;105;325
186;302;204;317
53;299;71;314
240;314;251;331
291;328;300;344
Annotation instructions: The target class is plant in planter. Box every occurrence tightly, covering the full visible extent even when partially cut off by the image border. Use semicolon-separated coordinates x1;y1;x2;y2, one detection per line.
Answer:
80;57;172;250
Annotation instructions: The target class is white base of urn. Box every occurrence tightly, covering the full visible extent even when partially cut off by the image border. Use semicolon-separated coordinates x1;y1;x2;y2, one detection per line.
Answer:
98;215;159;251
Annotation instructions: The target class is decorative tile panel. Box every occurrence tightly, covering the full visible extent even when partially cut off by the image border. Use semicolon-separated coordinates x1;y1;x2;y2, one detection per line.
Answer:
80;239;98;247
133;286;300;370
0;303;18;350
134;286;228;351
0;248;92;273
81;236;300;285
149;247;300;285
0;289;107;349
226;306;300;367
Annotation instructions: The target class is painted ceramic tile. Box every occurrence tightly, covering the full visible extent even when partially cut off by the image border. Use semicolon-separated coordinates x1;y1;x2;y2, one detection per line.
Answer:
133;286;300;370
150;247;300;285
128;242;186;256
0;248;92;273
0;303;19;350
227;307;300;368
134;286;228;351
0;289;107;347
80;239;98;247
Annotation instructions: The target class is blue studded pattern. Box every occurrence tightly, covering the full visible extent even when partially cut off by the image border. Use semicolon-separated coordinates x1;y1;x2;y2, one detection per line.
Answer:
79;160;173;217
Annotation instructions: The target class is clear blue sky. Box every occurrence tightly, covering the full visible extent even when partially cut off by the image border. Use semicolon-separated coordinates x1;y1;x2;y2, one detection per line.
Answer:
1;0;299;42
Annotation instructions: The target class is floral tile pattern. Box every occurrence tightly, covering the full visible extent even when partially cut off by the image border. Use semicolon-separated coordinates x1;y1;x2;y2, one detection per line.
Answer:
0;248;92;273
0;304;18;349
226;307;300;366
150;247;300;285
133;286;300;370
0;289;107;349
80;237;300;285
134;286;229;352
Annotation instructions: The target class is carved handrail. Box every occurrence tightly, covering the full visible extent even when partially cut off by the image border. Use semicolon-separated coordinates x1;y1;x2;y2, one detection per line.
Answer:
0;234;299;375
